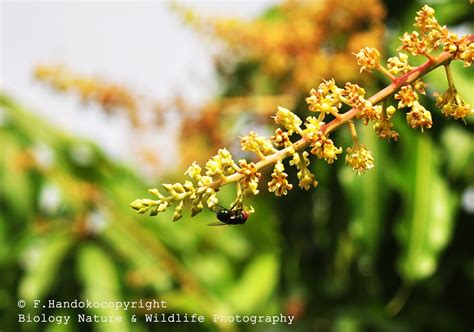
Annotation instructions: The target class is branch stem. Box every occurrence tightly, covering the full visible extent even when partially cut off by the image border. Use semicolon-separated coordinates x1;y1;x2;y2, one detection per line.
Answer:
208;34;473;192
377;64;397;81
443;63;456;92
348;121;359;147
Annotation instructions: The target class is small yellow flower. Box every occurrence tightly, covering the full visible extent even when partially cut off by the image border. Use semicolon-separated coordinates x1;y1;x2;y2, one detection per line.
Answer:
414;5;437;35
413;79;427;95
206;192;219;209
241;131;276;158
341;83;380;124
298;169;318;191
359;102;382;124
303;116;324;135
373;118;399;141
386;105;397;119
190;199;204;217
434;89;473;121
306;79;343;119
399;31;428;56
238;159;261;195
197;175;213;188
288;151;318;190
406;101;433;131
453;35;474;67
205;155;223;177
156;201;169;213
173;201;184;222
130;198;155;213
387;52;411;75
354;47;381;73
345;145;374;174
271;128;291;147
289;151;308;168
395;84;418;108
309;132;342;164
342;82;366;104
268;160;293;196
205;148;238;177
184;162;202;181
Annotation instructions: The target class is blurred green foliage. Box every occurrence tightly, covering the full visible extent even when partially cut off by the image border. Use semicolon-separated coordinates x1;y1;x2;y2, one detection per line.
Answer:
208;0;474;330
0;95;284;332
1;1;474;332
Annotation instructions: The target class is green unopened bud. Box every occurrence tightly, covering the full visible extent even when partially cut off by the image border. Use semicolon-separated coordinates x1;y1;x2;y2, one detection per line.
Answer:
173;201;184;222
149;206;159;216
130;199;144;211
185;162;202;181
191;200;203;217
157;201;169;212
148;188;164;199
207;193;218;208
162;183;173;192
130;199;155;211
196;186;207;195
137;207;149;214
386;105;397;118
172;183;185;193
183;180;194;191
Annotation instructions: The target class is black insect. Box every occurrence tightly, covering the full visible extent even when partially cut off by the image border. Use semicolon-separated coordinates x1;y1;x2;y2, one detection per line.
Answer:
208;202;249;226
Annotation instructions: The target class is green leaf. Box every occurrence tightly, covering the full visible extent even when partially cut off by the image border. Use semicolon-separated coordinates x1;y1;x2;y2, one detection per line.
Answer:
186;253;233;291
394;134;457;282
0;131;35;222
225;253;279;313
339;125;388;270
19;232;74;302
440;125;474;180
76;244;130;332
100;221;173;293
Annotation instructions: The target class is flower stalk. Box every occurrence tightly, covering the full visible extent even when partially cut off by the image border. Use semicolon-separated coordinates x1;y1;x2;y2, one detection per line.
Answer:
131;6;473;222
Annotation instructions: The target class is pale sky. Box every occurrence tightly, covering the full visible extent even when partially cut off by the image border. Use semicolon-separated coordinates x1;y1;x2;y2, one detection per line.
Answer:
1;1;275;176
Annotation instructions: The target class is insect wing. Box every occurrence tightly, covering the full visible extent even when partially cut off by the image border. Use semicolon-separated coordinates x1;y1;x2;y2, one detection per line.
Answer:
209;203;228;213
207;222;229;226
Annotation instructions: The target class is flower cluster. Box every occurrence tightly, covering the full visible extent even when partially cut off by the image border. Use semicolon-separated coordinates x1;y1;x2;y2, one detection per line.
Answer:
400;5;473;67
174;0;386;91
406;102;433;131
395;84;418;108
345;145;374;174
241;131;277;158
132;5;472;222
434;89;472;121
372;105;399;141
306;79;343;119
308;132;343;164
387;53;411;75
238;159;261;196
433;64;473;121
268;161;293;196
205;148;238;178
290;151;318;190
271;128;292;148
34;64;140;126
306;79;383;125
273;106;303;135
355;47;381;73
